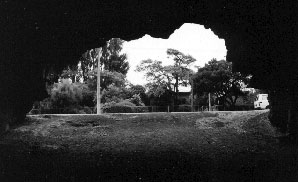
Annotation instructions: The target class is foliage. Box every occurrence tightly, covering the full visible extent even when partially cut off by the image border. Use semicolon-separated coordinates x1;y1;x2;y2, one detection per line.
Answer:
40;38;131;113
193;59;250;110
49;79;95;112
90;38;129;90
174;105;192;112
56;38;128;89
100;38;129;75
101;85;130;104
102;99;148;113
194;92;216;107
166;48;196;99
136;49;196;105
136;59;172;96
82;106;93;114
60;65;80;83
50;79;83;108
62;106;81;114
102;100;136;113
79;48;100;82
129;94;145;106
129;84;146;95
129;84;146;98
87;69;127;91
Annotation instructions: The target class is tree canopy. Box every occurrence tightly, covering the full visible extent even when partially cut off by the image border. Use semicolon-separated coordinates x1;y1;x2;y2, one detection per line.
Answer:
136;59;173;97
100;38;129;75
37;38;139;113
193;59;250;110
136;49;196;105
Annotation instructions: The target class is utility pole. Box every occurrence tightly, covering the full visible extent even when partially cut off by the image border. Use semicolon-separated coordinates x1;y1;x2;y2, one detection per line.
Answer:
190;77;194;112
208;92;211;111
96;48;102;114
187;71;194;112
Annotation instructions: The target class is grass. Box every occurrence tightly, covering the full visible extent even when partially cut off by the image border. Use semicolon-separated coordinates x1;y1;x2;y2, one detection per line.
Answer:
1;111;298;181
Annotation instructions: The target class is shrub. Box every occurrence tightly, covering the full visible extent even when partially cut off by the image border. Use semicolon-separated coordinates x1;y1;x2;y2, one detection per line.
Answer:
107;105;133;113
102;100;136;113
133;106;149;113
118;100;136;107
101;85;130;104
176;105;192;112
82;106;93;114
50;79;83;108
62;105;82;114
129;94;145;106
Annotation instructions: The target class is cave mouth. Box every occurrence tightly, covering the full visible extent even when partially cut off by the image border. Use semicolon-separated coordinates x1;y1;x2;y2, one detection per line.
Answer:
29;23;228;115
2;1;297;136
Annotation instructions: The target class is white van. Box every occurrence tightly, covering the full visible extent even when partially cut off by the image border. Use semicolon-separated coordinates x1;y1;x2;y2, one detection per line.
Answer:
254;94;269;109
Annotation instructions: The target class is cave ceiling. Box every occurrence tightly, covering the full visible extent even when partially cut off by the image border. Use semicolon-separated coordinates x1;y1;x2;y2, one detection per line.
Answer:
1;0;298;89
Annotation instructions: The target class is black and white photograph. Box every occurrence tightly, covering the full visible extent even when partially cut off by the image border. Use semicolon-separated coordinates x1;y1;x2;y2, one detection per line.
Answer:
0;1;298;181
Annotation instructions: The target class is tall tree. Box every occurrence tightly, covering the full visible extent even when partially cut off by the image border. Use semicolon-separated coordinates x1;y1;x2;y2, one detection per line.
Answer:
136;49;196;105
58;38;129;89
193;59;250;110
128;84;148;105
100;38;129;75
136;59;173;98
79;49;99;82
166;49;196;104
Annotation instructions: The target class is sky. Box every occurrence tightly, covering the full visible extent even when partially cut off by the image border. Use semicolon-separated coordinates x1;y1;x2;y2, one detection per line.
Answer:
122;23;227;87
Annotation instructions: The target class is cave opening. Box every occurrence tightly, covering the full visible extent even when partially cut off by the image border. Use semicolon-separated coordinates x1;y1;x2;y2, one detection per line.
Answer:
28;23;228;115
1;1;298;138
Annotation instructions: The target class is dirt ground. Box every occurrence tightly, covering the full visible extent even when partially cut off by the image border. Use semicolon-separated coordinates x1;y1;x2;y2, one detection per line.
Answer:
1;111;298;182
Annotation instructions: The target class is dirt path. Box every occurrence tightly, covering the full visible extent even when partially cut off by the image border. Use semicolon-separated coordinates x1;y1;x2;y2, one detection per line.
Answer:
1;111;297;182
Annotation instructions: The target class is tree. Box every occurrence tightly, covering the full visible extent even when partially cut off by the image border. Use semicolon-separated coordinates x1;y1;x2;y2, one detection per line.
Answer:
100;38;129;75
50;79;86;109
100;84;130;104
82;38;129;90
60;65;79;83
128;84;148;105
136;59;173;97
57;38;129;86
166;49;196;103
87;69;127;90
129;94;145;106
136;49;196;105
193;59;250;110
78;49;100;82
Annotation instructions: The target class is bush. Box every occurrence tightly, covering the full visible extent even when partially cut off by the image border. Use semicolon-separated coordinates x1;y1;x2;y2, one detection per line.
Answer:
62;105;82;114
102;100;136;113
50;79;95;110
133;106;149;113
82;106;93;114
176;105;192;112
106;105;134;113
101;85;130;104
128;94;144;106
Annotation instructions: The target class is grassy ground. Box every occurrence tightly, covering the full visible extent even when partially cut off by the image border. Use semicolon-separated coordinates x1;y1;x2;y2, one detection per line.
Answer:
1;111;298;182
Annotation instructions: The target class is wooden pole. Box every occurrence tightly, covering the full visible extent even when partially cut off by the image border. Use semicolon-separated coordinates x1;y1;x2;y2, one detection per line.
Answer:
191;78;194;112
208;92;211;111
97;48;102;114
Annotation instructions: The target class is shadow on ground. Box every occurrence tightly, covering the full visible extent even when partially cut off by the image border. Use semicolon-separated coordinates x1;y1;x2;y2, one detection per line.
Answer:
0;111;298;182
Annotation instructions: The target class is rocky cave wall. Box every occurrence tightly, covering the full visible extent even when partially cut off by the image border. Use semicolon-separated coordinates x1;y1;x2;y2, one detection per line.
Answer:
1;1;298;134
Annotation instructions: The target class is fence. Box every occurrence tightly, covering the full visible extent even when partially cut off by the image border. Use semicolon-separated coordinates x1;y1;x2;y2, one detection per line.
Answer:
28;104;254;115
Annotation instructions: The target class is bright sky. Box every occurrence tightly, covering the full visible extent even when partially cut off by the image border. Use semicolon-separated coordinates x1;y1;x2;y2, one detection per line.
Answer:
122;23;227;87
